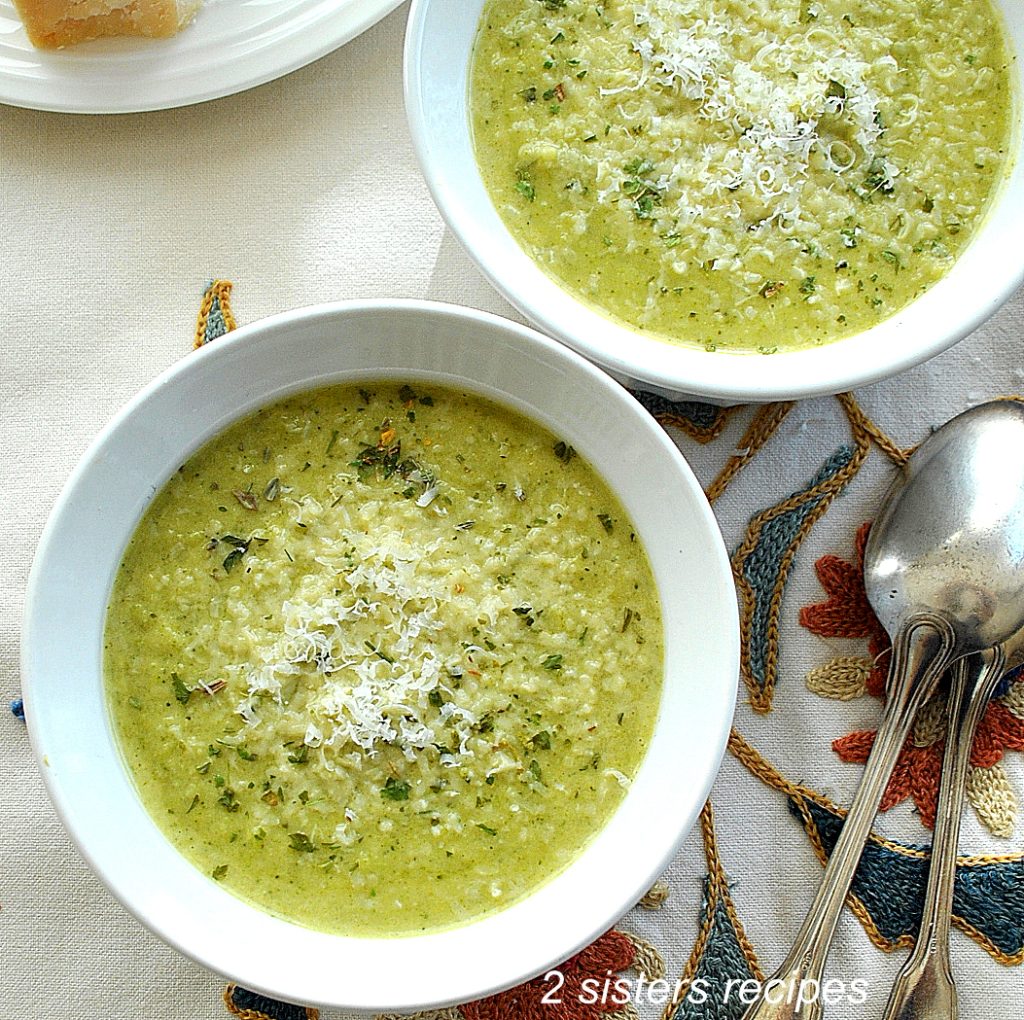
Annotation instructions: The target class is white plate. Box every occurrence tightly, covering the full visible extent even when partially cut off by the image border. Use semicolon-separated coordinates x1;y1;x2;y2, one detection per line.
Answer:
0;0;405;113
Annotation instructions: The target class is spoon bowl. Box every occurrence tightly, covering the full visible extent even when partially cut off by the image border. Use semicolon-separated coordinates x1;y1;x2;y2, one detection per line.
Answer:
865;400;1024;651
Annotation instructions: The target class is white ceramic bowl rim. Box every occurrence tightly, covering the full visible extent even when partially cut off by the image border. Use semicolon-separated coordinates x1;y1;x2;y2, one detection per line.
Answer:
404;1;1024;403
23;299;739;1012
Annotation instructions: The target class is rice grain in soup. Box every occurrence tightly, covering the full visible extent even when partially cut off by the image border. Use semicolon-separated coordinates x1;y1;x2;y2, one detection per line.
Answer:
471;0;1015;353
105;382;663;935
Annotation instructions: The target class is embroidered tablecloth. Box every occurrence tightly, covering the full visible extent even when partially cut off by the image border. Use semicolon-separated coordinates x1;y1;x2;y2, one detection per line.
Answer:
1;7;1022;1020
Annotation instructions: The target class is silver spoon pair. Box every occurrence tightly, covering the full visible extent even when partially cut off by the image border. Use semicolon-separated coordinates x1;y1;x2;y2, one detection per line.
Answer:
741;400;1024;1020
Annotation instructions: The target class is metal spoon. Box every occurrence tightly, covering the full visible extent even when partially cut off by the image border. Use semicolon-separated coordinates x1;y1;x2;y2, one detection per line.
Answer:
741;400;1024;1020
882;627;1024;1020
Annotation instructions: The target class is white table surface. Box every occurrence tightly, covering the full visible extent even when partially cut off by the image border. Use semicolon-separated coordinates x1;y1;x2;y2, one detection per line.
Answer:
2;5;1022;1018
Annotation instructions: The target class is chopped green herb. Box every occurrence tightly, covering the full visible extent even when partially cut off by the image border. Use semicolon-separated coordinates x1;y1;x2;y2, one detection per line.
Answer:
287;744;309;765
513;605;536;626
351;426;404;479
381;777;411;802
621;157;663;219
171;673;191;705
220;534;254;574
514;177;536;202
288;832;316;853
542;653;563;671
863;155;897;196
553;440;576;463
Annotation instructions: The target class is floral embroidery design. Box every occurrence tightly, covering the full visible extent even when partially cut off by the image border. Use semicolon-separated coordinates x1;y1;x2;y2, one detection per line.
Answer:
460;929;648;1020
801;522;1024;835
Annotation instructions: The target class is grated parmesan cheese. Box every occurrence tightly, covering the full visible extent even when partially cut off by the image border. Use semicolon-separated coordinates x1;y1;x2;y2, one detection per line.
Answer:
234;541;481;762
624;0;892;241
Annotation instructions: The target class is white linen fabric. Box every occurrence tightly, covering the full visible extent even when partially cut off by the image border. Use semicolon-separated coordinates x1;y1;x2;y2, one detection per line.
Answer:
1;6;1022;1019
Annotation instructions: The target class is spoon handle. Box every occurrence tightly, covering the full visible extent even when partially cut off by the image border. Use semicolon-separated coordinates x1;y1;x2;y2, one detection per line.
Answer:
740;616;956;1020
881;646;1006;1020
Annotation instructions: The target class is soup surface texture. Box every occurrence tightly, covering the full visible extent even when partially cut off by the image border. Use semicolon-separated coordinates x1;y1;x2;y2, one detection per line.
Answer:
105;383;662;935
471;0;1014;352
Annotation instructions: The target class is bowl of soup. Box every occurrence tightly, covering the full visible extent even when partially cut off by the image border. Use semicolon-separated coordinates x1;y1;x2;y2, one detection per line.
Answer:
405;0;1024;403
22;300;738;1011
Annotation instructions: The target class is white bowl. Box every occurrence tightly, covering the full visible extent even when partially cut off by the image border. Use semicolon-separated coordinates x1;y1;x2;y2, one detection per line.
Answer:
23;300;738;1012
405;2;1024;404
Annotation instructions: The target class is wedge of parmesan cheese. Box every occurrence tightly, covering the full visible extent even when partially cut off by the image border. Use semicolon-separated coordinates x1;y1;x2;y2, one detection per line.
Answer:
14;0;201;49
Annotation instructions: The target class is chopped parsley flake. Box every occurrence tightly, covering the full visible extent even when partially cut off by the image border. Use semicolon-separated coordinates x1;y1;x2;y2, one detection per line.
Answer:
381;777;411;802
171;673;191;705
288;833;316;853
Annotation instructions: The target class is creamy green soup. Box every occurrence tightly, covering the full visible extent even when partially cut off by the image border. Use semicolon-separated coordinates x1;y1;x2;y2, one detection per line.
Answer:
472;0;1014;352
105;383;662;936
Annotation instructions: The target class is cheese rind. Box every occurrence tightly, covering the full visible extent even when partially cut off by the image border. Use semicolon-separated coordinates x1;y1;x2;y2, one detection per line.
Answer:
14;0;202;49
